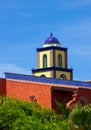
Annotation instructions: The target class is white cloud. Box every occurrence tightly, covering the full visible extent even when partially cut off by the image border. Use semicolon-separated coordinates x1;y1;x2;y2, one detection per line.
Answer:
0;63;30;78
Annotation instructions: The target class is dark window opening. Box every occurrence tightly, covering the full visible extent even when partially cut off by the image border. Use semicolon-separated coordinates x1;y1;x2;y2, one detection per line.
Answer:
58;54;62;68
40;74;46;77
43;54;47;68
60;74;66;80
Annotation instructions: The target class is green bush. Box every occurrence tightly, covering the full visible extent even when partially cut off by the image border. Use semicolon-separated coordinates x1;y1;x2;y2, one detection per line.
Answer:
56;101;70;119
0;96;68;130
3;96;91;130
68;104;91;130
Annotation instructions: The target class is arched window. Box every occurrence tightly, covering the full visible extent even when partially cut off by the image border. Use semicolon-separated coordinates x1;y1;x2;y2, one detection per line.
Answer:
58;54;62;68
43;54;47;68
60;74;66;80
40;74;46;78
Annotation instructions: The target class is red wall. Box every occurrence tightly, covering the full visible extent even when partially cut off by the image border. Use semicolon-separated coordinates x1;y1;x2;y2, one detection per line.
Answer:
0;78;6;96
6;79;52;108
77;88;91;104
0;78;91;109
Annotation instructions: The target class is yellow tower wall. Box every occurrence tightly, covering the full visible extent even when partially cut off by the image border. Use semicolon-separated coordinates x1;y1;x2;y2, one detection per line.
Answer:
33;71;51;78
56;71;71;80
33;46;73;80
38;50;51;68
55;50;66;68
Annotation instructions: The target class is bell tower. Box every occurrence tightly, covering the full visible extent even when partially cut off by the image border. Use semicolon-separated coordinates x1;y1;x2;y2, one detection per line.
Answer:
32;33;73;80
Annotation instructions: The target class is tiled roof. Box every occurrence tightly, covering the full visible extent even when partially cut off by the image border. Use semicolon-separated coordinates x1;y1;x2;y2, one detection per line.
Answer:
4;72;91;88
44;33;60;44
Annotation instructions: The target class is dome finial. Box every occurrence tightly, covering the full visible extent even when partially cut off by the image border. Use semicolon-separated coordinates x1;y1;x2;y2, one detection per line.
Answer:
50;32;53;37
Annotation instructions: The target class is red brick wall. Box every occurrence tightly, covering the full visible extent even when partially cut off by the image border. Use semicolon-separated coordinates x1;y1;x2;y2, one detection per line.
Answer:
77;88;91;104
1;78;91;109
0;78;6;96
6;79;52;108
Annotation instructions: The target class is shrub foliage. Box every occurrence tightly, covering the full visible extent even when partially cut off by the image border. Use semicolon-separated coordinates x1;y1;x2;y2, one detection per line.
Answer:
0;96;68;130
0;96;91;130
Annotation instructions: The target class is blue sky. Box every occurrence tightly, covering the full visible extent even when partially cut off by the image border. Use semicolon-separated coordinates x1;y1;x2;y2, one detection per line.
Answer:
0;0;91;81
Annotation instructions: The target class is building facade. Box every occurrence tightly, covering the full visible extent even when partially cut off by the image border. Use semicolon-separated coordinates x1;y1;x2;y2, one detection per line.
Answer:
0;33;91;110
0;73;91;109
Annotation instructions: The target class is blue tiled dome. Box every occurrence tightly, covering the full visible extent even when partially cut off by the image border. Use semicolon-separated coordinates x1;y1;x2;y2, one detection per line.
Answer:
44;33;60;44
